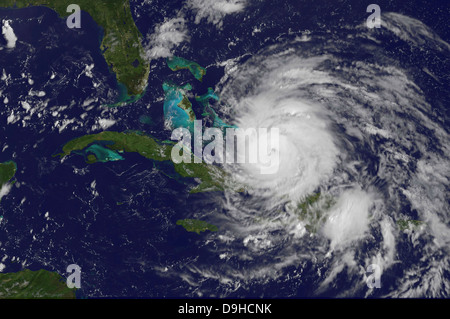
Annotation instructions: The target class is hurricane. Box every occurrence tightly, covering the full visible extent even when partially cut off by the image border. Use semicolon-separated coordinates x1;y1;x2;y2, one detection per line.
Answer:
166;12;450;298
1;1;449;300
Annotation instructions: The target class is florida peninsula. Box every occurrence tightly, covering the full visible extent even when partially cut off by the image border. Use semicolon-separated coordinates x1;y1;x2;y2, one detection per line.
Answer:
0;0;150;97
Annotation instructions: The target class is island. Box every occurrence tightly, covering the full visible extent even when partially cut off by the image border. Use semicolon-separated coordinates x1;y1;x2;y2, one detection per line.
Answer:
292;192;335;233
397;219;424;231
56;131;237;193
0;0;150;98
0;160;17;189
167;56;207;81
176;219;218;234
0;269;76;299
296;193;321;219
196;87;237;130
163;81;196;131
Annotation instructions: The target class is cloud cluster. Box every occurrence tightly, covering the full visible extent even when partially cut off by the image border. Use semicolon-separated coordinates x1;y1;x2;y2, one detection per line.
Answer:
187;0;247;28
143;0;247;60
2;20;18;49
144;17;189;60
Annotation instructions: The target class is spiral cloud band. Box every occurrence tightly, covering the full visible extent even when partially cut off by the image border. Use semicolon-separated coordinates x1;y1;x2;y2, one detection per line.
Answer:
167;12;450;297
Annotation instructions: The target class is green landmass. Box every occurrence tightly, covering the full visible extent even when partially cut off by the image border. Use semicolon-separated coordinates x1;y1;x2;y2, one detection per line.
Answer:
178;96;196;122
167;56;207;81
0;0;150;97
105;82;146;108
397;219;424;231
57;131;237;193
297;193;321;219
0;269;76;299
294;192;335;233
163;82;196;130
176;219;218;234
86;154;97;164
0;161;17;188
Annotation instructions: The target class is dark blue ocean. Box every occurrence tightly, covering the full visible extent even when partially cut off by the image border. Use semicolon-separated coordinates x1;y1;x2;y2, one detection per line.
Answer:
0;0;449;298
0;5;225;298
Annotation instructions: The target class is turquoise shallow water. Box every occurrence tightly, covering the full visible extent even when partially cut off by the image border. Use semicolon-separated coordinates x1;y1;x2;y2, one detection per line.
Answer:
163;82;195;131
74;142;124;163
196;88;237;131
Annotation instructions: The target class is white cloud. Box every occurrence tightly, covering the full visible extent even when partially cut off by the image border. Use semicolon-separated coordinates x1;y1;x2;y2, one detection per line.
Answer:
2;20;17;49
98;118;116;129
0;183;12;202
382;12;450;52
187;0;247;28
142;0;247;60
144;17;189;60
321;188;374;250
